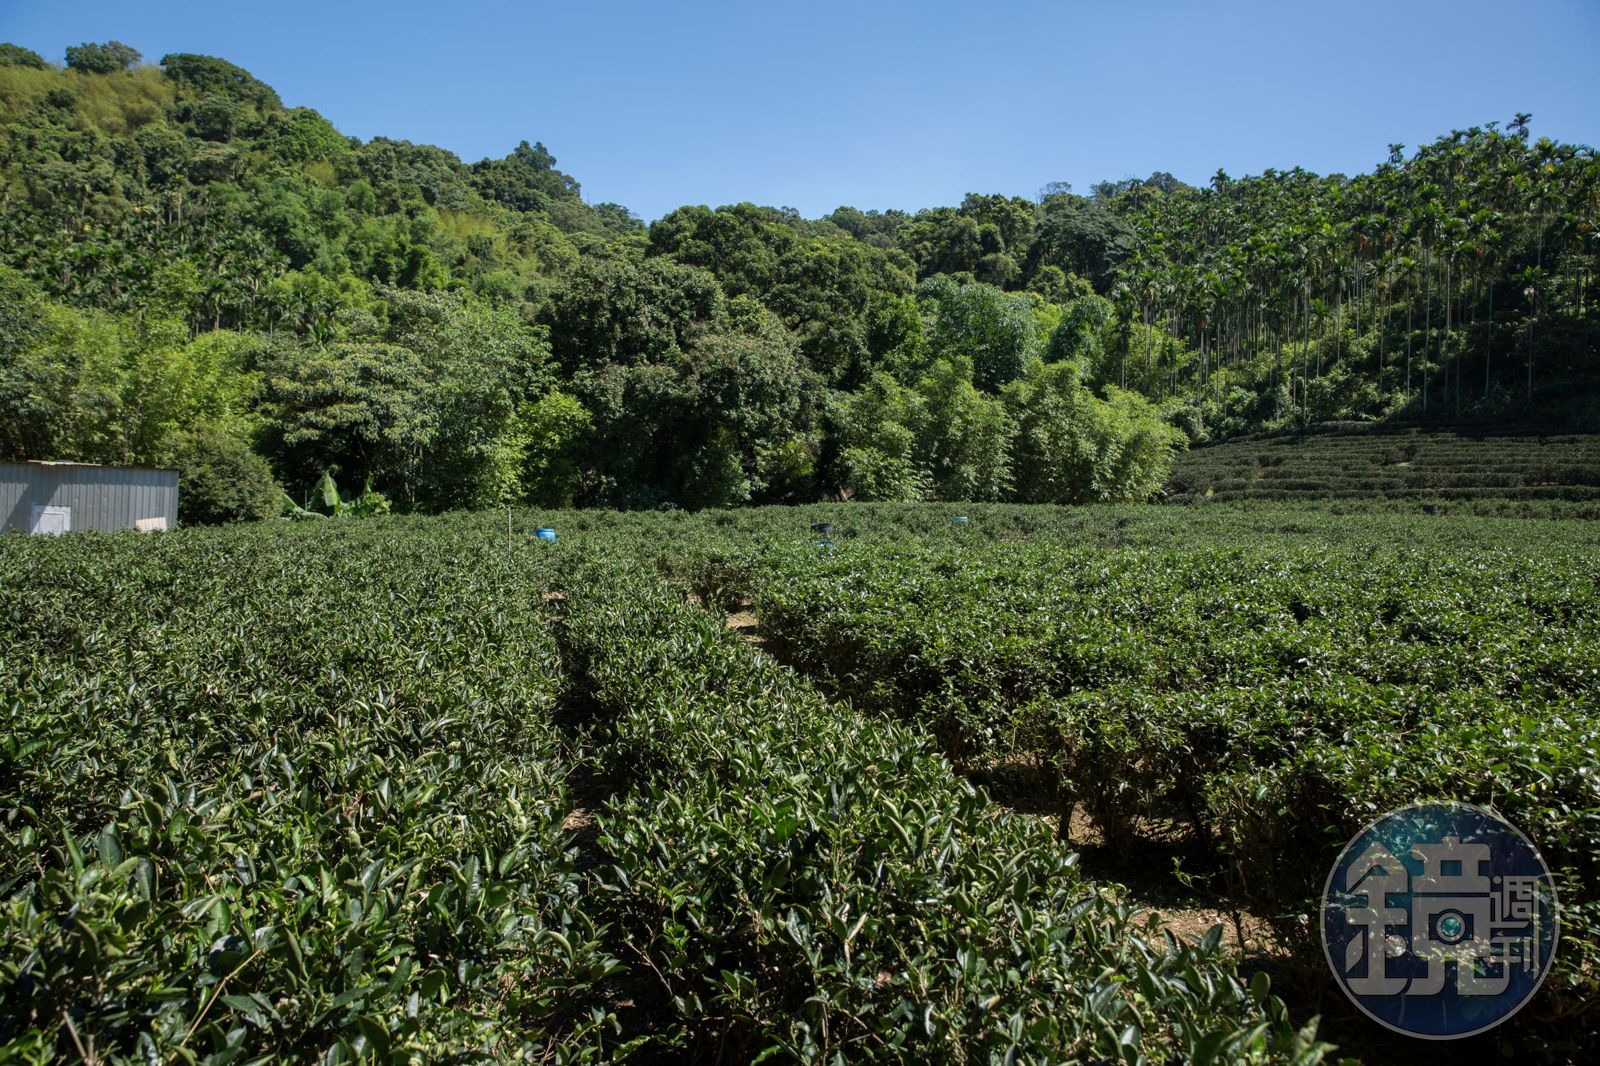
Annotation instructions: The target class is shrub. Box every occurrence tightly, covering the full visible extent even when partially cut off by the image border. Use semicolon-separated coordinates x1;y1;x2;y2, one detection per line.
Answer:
169;427;283;524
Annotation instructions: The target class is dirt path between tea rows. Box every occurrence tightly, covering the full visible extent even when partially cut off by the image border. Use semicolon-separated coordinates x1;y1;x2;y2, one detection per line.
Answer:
700;595;1284;961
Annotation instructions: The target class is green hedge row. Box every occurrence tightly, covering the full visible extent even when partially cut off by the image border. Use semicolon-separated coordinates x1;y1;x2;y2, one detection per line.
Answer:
555;552;1331;1063
0;520;616;1063
739;537;1600;1053
1171;430;1600;505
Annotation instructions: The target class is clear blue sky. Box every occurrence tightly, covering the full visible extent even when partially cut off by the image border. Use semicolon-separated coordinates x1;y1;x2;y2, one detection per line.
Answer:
4;1;1597;221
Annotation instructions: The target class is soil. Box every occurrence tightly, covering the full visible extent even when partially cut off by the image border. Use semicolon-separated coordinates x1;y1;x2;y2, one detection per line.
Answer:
677;589;1467;1060
701;595;1280;958
1061;809;1280;954
724;607;762;643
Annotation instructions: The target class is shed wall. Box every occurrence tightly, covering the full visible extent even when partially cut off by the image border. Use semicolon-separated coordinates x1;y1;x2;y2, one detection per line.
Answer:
0;464;178;533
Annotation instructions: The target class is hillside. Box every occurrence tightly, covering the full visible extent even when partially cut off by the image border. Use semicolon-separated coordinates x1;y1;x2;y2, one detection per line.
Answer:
1167;426;1600;515
1;40;1597;519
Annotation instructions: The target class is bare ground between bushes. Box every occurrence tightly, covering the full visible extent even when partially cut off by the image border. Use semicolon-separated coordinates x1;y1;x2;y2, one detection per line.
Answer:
697;596;1286;962
1058;807;1281;955
707;594;1450;1060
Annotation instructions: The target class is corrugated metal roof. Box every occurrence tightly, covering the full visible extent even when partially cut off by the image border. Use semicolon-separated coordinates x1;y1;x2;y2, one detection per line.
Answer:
25;459;180;472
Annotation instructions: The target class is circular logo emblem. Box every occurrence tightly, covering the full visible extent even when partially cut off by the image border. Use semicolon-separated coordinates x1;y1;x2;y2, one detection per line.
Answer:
1322;801;1559;1039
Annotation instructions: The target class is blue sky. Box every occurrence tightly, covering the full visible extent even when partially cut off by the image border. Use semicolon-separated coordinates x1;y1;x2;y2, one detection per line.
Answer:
4;1;1597;221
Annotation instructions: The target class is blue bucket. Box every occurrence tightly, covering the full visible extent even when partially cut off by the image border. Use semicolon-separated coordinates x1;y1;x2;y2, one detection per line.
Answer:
535;527;557;542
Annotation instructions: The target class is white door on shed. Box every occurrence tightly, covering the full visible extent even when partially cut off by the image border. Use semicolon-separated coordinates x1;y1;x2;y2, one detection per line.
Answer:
29;505;70;535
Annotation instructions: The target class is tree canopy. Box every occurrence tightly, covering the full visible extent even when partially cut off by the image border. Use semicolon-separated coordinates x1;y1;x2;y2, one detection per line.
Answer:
1;42;1595;518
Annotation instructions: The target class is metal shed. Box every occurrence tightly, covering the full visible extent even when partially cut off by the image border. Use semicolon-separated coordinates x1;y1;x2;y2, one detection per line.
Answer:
1;461;178;534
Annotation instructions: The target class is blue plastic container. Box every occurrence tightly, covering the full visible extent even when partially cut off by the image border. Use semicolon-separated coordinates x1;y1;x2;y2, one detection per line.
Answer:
952;515;969;525
535;527;557;542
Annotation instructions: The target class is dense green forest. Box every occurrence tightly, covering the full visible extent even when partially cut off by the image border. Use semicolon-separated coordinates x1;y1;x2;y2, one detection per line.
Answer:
2;41;1596;519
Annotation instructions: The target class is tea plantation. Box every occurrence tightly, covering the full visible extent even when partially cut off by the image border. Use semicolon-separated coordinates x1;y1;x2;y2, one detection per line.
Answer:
1166;426;1600;517
3;503;1596;1062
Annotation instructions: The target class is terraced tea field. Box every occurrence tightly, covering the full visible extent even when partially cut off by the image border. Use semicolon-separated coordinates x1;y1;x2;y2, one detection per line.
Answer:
1167;426;1600;517
3;503;1596;1062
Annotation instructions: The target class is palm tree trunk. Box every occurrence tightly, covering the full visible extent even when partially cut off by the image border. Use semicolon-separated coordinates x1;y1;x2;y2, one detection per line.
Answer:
1484;278;1493;401
1445;256;1456;418
1529;226;1542;407
1422;249;1432;414
1143;302;1151;386
1301;289;1311;428
1406;278;1413;397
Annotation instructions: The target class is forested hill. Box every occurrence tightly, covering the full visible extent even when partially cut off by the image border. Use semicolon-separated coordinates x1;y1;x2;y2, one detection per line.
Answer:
2;41;1597;520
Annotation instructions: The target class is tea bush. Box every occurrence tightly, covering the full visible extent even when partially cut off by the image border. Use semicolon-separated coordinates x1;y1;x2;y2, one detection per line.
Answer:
4;500;1596;1060
554;553;1328;1063
734;526;1599;1050
0;519;617;1062
1168;427;1600;517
